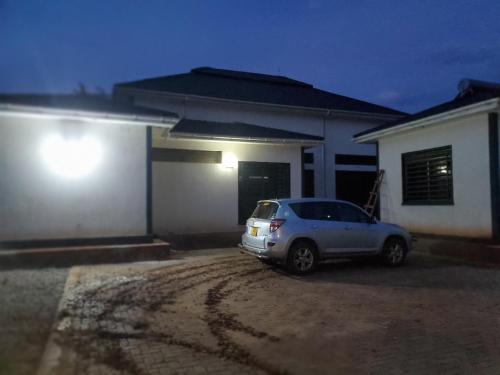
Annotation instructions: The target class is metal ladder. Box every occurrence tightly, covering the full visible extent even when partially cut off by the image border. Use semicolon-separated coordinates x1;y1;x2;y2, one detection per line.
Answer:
364;169;385;217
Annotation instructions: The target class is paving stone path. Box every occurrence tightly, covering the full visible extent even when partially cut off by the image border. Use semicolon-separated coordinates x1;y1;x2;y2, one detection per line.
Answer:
41;250;500;374
0;267;68;375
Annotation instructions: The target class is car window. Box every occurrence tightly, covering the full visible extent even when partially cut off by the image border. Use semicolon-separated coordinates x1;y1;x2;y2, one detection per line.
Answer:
319;202;341;221
289;202;340;221
251;202;279;219
289;202;320;220
335;203;370;223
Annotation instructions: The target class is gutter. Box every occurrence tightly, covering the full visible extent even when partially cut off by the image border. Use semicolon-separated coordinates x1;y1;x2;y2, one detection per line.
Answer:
168;131;324;145
115;87;404;122
0;103;179;128
353;98;500;143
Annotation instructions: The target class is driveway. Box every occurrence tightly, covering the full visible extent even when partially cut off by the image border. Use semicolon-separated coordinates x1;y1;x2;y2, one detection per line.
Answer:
0;267;68;375
40;249;500;375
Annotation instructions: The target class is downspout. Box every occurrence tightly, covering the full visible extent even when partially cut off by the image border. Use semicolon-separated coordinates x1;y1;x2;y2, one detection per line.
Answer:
301;146;305;198
489;112;499;240
375;141;380;219
146;126;153;237
322;111;329;197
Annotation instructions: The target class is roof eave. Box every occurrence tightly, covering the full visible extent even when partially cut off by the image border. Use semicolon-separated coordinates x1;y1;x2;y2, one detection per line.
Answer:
168;131;324;145
353;98;500;144
115;87;404;121
0;103;179;128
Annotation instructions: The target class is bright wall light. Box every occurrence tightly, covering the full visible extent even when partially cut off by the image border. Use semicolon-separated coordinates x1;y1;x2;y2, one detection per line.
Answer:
220;152;238;170
40;134;103;178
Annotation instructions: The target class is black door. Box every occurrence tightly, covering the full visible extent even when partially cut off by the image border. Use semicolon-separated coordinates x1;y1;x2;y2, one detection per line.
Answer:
335;171;377;208
238;162;290;224
303;169;315;197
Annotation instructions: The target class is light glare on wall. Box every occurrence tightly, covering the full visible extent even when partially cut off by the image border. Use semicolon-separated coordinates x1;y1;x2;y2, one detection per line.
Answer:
220;152;238;169
40;134;103;178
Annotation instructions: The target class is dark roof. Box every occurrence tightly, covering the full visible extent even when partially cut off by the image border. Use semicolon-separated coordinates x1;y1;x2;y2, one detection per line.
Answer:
0;94;178;118
115;67;405;116
171;118;324;142
354;84;500;139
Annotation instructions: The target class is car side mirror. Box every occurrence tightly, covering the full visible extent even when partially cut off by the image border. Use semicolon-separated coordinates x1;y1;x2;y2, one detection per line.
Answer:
369;216;377;224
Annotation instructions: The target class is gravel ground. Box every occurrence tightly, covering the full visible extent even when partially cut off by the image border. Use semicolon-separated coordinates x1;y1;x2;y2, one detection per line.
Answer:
0;267;69;375
44;249;500;375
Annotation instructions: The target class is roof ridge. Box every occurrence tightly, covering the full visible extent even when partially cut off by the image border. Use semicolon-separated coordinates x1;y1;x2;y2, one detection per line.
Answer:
190;67;313;88
114;68;404;116
312;87;407;115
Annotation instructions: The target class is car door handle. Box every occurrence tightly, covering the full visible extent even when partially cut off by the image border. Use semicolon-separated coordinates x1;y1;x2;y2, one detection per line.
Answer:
344;226;352;231
311;225;319;230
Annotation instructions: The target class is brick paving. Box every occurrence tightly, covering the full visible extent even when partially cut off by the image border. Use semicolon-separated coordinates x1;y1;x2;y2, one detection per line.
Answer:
42;249;500;374
0;267;68;375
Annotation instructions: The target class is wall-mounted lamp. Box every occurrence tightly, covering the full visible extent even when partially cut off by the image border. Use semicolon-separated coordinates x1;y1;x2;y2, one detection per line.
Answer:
40;134;103;178
220;152;238;170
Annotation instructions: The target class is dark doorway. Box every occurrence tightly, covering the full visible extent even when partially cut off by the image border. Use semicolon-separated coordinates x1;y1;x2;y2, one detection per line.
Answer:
303;169;315;197
335;171;377;208
238;162;290;224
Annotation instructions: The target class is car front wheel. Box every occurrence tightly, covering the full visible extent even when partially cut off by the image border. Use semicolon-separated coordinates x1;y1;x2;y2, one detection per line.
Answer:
287;241;318;275
382;237;407;266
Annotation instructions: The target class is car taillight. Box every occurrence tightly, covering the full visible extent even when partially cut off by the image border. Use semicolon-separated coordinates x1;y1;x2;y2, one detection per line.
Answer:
270;219;286;232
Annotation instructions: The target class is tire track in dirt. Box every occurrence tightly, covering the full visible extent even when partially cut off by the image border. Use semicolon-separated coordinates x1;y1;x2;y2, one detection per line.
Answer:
204;270;285;375
56;254;287;374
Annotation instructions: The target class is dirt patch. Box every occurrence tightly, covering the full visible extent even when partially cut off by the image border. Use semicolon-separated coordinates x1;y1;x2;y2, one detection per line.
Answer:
48;251;500;374
53;255;287;374
416;236;500;266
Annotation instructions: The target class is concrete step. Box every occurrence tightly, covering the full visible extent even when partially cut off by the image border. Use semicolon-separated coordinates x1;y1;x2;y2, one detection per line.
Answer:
0;240;170;270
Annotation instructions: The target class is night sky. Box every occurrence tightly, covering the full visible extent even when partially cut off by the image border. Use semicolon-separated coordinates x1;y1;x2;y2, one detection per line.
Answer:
1;0;499;113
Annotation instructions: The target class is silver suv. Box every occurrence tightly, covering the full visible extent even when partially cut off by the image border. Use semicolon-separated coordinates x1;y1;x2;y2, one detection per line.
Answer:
240;198;412;274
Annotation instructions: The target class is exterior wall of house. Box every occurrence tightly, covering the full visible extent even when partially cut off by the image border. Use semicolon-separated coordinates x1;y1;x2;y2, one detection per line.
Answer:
0;115;148;242
302;119;378;199
152;134;302;234
378;112;492;238
122;90;385;199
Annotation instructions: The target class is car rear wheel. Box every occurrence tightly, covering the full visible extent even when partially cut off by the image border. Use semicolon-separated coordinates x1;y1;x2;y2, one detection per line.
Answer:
382;237;407;266
287;241;317;275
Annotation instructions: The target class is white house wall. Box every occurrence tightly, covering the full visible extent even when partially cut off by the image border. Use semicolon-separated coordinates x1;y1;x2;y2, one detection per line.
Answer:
378;113;492;238
132;94;326;136
152;135;302;234
0;116;148;241
323;117;378;198
128;91;383;199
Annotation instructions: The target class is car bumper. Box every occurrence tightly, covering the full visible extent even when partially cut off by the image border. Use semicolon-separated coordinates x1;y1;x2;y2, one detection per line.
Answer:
238;243;272;259
239;235;288;260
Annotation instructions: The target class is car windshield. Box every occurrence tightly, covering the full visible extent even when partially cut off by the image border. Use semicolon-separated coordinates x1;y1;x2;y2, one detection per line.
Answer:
251;201;279;220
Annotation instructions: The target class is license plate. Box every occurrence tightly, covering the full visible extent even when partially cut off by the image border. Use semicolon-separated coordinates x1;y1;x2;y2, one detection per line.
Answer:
250;227;258;236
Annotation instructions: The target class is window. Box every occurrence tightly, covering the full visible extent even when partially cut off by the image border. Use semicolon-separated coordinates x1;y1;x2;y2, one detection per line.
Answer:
289;201;371;223
402;146;453;205
289;202;339;221
335;203;371;223
251;202;279;220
